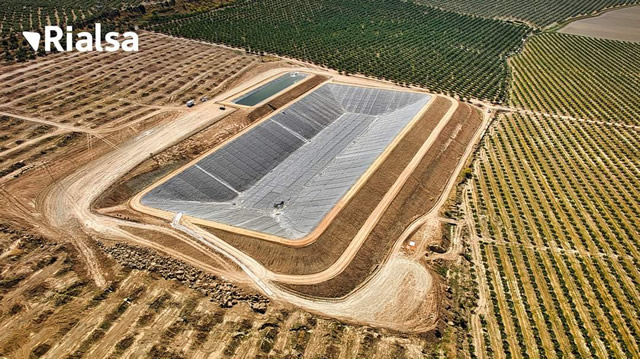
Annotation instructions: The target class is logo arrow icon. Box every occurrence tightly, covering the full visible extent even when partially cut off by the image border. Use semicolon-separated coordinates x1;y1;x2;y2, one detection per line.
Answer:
22;31;41;51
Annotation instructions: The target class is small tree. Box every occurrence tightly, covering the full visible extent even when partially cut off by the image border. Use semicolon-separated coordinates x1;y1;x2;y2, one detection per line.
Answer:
4;51;14;63
16;47;27;62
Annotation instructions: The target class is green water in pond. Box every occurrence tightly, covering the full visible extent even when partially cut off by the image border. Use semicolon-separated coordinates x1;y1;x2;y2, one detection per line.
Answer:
233;72;308;106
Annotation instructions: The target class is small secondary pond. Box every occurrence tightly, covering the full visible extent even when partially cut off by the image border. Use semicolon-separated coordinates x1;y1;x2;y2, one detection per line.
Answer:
233;72;308;106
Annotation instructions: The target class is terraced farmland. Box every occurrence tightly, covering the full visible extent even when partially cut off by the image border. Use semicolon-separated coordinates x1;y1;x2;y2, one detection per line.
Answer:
467;113;640;358
415;0;640;27
151;0;529;102
509;32;640;126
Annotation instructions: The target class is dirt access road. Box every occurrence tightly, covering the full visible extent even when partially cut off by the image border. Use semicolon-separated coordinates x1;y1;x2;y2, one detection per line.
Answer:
40;100;236;287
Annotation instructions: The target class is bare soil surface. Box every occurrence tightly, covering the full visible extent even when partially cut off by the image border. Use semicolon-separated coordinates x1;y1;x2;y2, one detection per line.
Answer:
0;31;255;130
0;115;56;154
0;111;176;185
0;223;434;358
559;5;640;42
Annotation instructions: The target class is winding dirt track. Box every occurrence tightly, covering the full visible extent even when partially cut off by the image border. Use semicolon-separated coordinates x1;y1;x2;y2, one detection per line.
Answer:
38;67;487;330
40;100;235;283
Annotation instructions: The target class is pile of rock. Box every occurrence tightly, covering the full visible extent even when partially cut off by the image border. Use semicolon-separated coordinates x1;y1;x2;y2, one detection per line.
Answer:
98;242;269;313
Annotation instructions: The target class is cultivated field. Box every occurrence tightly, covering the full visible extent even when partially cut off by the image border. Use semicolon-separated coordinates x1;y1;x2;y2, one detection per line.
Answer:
416;0;640;27
463;113;640;358
509;32;640;126
0;223;437;358
0;0;142;35
0;115;56;154
151;0;529;102
0;31;257;185
0;31;255;129
559;5;640;42
4;1;639;357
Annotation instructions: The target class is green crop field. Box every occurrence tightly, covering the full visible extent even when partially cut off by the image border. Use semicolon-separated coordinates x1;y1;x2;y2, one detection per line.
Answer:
416;0;639;27
0;0;143;36
509;33;640;126
466;113;640;358
150;0;529;102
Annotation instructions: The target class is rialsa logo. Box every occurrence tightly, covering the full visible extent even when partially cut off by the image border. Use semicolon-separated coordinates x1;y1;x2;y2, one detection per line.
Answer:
22;24;138;53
